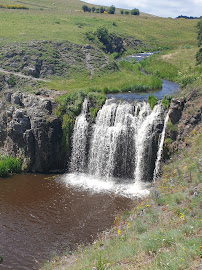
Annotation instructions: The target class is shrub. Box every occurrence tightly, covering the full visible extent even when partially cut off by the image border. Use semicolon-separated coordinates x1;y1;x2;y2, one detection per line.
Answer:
124;11;130;15
99;6;105;13
131;8;139;15
120;9;124;14
0;156;21;177
82;5;89;12
108;5;115;14
161;95;172;109
148;95;158;110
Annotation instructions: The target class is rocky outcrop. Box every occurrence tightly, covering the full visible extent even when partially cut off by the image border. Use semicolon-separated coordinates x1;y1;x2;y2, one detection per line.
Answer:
0;41;112;80
165;91;202;155
0;90;67;172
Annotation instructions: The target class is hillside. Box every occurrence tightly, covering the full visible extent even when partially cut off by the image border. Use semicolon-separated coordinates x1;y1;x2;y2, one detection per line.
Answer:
0;0;198;49
0;1;201;269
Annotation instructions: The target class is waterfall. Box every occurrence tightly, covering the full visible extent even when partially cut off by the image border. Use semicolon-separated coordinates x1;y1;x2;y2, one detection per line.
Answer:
153;109;170;181
70;99;167;182
70;98;89;172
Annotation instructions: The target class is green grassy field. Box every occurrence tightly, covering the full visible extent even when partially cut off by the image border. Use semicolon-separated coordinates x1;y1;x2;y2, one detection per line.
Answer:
0;0;198;49
0;0;200;95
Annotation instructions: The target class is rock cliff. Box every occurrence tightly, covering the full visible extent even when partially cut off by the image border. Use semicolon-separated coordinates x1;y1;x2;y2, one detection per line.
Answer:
0;90;66;172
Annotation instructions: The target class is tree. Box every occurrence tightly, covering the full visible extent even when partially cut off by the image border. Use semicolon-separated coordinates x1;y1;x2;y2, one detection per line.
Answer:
125;11;129;15
100;6;105;13
88;7;91;12
131;8;139;15
96;26;109;45
108;5;115;14
82;5;89;12
92;7;96;12
120;9;124;14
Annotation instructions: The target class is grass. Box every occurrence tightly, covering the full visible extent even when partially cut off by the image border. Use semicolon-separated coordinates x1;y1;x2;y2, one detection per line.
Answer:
0;156;21;177
0;0;198;49
141;47;202;89
41;123;202;270
45;61;162;93
0;0;200;95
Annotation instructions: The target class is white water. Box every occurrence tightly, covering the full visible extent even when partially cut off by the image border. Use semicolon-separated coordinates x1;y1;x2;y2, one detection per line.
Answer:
153;109;170;181
70;98;89;172
62;173;150;198
66;99;167;198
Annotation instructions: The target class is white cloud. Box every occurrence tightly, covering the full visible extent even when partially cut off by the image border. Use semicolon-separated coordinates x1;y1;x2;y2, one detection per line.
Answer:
84;0;202;17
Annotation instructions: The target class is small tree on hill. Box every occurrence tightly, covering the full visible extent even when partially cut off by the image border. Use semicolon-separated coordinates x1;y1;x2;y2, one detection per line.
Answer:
100;6;105;13
108;5;115;14
125;11;129;15
131;8;139;15
82;5;89;12
120;9;124;14
92;7;96;12
96;26;109;45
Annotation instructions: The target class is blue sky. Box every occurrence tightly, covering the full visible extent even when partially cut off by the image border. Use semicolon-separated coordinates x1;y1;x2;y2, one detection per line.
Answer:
84;0;202;17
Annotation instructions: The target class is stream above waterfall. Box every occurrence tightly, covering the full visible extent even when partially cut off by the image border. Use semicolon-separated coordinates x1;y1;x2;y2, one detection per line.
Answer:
106;79;180;100
107;52;180;100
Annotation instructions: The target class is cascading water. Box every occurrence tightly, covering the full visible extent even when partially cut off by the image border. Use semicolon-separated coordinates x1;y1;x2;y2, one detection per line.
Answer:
70;99;167;184
70;98;89;172
153;109;171;181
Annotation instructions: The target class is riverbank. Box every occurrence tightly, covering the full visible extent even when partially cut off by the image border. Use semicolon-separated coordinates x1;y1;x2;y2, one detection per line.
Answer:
41;88;202;270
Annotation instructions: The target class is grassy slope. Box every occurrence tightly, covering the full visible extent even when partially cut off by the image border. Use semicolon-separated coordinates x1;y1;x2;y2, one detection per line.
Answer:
0;0;199;94
0;0;198;48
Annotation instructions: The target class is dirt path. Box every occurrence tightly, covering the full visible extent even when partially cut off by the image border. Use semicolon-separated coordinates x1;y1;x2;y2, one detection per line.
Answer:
0;68;50;82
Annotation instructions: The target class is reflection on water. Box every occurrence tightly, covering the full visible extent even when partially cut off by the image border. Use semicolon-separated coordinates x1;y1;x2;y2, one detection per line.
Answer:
106;80;180;101
0;174;133;270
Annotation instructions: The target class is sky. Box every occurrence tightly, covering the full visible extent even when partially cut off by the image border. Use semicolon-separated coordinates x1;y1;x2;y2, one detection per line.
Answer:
84;0;202;18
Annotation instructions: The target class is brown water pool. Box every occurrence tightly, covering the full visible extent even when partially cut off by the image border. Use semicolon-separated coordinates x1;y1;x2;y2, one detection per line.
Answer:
0;173;135;270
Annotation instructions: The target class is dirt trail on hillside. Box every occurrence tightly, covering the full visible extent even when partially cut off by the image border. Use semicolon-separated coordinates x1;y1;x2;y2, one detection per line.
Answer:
0;68;50;82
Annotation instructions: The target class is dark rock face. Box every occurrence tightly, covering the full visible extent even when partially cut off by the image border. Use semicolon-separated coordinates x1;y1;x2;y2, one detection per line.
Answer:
169;98;185;125
165;91;202;155
0;91;66;172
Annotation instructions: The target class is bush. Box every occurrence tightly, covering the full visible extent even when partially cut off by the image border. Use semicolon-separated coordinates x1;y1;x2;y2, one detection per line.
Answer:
120;9;124;14
161;95;172;109
148;95;158;110
131;8;139;15
108;5;115;14
125;11;130;15
82;5;90;12
99;6;105;13
0;156;21;177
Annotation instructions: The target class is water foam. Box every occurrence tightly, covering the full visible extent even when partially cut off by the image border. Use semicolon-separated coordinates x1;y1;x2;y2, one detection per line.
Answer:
61;173;150;198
